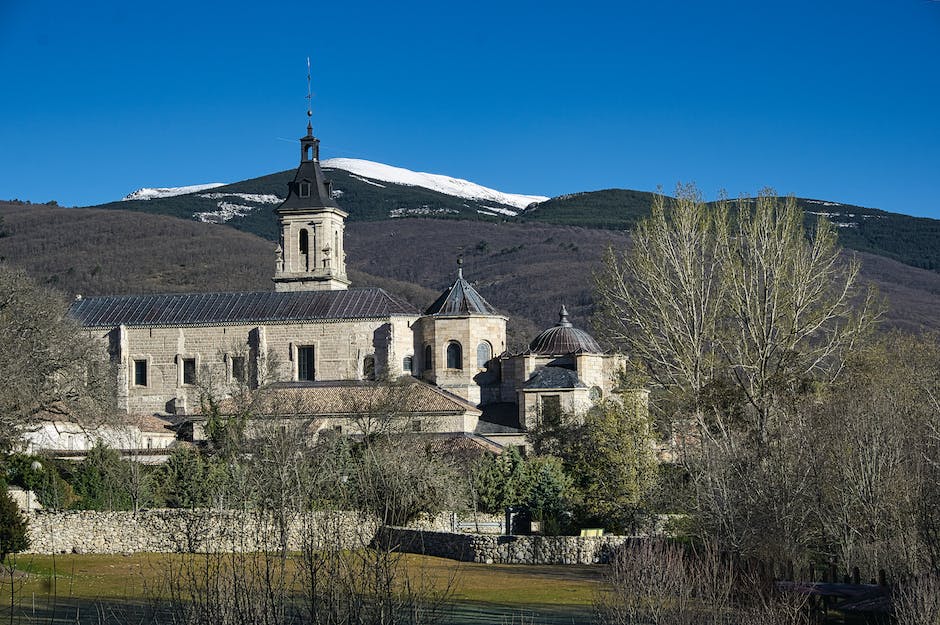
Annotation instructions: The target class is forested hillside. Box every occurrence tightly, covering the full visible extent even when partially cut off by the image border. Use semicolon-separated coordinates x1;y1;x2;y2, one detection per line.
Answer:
2;201;939;350
86;164;940;276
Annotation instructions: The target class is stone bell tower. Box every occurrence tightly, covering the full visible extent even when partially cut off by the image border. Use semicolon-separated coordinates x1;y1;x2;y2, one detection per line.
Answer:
273;81;349;292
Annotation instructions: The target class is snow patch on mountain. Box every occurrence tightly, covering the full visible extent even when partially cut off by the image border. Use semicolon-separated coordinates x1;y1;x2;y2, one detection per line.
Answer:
192;193;284;223
123;183;227;201
348;174;387;188
323;158;547;209
197;192;282;204
194;202;259;224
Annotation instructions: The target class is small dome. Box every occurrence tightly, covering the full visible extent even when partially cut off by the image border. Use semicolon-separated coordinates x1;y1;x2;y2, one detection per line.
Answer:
527;305;602;355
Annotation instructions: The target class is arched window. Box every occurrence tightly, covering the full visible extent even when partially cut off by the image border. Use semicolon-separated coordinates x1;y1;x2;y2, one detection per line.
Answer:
363;354;375;381
304;145;312;161
403;355;413;374
424;344;433;372
446;342;463;370
476;341;492;368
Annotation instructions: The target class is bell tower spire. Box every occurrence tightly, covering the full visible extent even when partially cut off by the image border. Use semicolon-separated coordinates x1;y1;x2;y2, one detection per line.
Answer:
273;60;349;292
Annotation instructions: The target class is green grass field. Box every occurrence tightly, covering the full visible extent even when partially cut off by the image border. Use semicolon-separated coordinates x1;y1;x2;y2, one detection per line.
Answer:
1;552;602;608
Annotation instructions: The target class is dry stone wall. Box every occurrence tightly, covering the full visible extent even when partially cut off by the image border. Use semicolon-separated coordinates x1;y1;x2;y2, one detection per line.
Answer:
376;526;632;565
26;509;376;555
24;510;504;555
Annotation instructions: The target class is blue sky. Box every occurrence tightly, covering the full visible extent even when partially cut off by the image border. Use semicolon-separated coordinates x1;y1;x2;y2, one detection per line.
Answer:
1;0;938;218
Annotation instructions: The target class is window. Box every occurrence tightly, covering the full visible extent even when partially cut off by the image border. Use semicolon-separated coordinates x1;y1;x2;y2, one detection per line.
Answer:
299;229;309;255
363;355;375;381
134;359;148;386
299;181;311;197
446;341;463;369
231;356;246;383
146;437;153;449
182;358;196;385
298;346;315;381
476;341;492;368
411;419;422;432
540;395;562;426
424;344;433;372
403;355;413;374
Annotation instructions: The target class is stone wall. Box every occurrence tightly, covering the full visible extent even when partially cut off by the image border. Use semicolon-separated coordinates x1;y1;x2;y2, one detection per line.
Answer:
24;510;504;555
26;509;376;555
376;526;632;565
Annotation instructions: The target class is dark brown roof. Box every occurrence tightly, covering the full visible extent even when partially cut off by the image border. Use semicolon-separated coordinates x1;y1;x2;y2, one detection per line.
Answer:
68;288;418;327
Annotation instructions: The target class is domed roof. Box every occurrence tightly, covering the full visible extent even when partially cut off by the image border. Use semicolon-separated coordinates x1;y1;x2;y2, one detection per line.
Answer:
424;261;499;316
527;306;602;355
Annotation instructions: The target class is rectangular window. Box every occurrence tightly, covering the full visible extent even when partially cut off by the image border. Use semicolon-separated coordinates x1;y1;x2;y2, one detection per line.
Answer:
134;360;148;387
411;419;422;433
182;358;197;385
540;395;562;426
298;346;315;381
231;356;246;382
146;437;153;449
299;181;311;197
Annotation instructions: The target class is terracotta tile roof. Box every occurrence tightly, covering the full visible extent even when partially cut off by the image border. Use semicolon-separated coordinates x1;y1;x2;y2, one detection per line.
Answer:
196;379;480;418
122;413;175;433
68;288;417;328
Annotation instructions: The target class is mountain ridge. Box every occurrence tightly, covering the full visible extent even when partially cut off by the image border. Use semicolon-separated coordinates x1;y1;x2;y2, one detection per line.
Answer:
2;201;938;350
85;159;940;274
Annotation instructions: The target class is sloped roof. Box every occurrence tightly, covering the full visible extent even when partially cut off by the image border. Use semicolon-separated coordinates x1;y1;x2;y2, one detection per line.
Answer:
525;305;603;355
123;413;176;433
522;366;587;390
194;379;481;418
424;266;499;316
68;288;417;327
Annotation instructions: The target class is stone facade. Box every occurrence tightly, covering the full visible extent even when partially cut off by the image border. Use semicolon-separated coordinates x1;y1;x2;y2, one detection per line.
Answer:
97;318;416;416
415;314;507;404
274;208;349;292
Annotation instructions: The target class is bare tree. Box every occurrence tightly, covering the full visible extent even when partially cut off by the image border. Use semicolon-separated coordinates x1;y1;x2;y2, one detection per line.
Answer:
716;191;880;448
596;539;810;625
0;265;115;451
594;184;726;417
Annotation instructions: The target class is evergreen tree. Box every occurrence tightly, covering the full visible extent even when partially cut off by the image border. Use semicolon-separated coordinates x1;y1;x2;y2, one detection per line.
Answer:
0;487;29;561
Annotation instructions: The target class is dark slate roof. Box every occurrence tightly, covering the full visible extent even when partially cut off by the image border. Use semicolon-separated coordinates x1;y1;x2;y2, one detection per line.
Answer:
526;305;603;355
275;130;343;214
522;366;587;390
68;288;418;328
424;266;499;316
476;402;523;433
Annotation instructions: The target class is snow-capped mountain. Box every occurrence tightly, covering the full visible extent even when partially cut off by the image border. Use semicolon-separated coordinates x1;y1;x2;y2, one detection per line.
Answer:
321;158;548;210
122;183;227;201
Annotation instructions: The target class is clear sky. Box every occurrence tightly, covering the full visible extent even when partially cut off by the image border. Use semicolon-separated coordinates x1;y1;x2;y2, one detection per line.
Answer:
1;0;938;218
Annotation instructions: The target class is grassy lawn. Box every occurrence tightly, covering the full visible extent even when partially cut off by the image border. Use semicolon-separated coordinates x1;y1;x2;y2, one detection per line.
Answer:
0;552;603;609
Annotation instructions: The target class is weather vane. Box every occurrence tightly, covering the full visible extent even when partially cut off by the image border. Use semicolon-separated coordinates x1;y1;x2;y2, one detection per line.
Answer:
305;57;313;132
